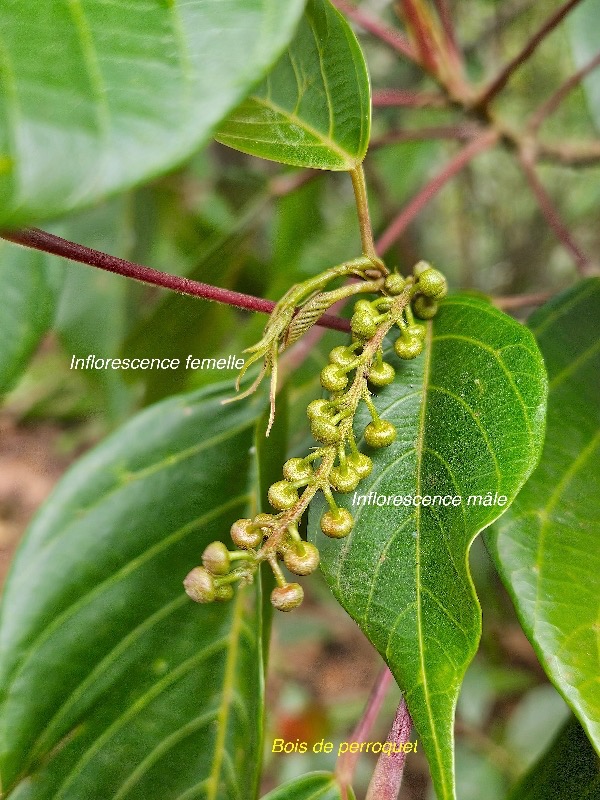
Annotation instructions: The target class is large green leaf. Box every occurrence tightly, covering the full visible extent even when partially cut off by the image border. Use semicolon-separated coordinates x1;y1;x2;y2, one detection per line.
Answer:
488;279;600;752
508;716;600;800
568;0;600;131
0;383;271;799
216;0;371;170
261;772;354;800
0;1;305;227
309;296;547;800
0;240;57;395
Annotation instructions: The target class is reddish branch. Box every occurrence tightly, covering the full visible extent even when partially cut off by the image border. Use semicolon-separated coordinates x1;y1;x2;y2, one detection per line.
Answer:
375;130;499;254
370;123;481;148
0;228;351;333
518;152;591;275
399;0;441;76
476;0;586;106
331;0;417;61
433;0;464;74
372;89;448;108
528;51;600;133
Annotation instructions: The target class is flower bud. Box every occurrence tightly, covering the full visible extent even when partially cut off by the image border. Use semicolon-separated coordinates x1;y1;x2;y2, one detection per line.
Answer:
320;364;348;392
364;420;396;448
283;458;314;483
283;542;320;575
347;452;373;478
320;508;354;538
202;541;231;575
330;465;361;493
268;480;299;511
413;296;438;320
184;566;216;603
394;336;423;360
384;273;406;295
368;361;396;387
310;417;342;445
417;268;447;299
230;518;263;549
271;583;304;611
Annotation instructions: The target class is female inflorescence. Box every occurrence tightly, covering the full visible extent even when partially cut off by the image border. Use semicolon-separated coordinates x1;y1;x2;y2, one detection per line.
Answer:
184;262;447;612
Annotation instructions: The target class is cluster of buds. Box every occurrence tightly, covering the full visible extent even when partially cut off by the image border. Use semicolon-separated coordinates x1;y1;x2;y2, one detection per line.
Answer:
184;262;447;612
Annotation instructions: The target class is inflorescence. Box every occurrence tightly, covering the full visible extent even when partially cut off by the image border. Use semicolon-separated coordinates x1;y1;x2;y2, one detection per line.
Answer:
184;261;447;611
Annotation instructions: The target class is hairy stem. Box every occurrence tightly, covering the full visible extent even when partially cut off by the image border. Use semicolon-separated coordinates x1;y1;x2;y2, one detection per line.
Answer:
0;227;351;333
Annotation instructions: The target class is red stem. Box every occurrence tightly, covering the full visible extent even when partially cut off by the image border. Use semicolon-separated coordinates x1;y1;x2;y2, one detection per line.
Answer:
477;0;586;106
517;153;591;275
331;0;417;62
375;130;498;254
370;123;480;148
399;0;440;76
335;667;394;795
372;89;448;108
528;51;600;133
433;0;464;71
0;228;351;333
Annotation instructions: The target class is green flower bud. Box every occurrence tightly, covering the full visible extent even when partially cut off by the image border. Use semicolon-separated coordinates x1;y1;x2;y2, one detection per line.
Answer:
214;583;235;602
307;399;334;419
354;299;377;316
330;465;361;493
406;323;426;339
271;583;304;612
417;268;447;299
351;310;378;340
202;541;231;576
412;296;438;320
230;518;263;549
184;566;216;603
413;260;431;277
268;480;299;511
283;457;314;483
320;364;349;392
310;417;342;444
320;508;354;538
368;361;396;387
283;541;320;575
364;420;396;448
394;336;423;360
347;452;373;478
384;273;406;295
329;346;357;368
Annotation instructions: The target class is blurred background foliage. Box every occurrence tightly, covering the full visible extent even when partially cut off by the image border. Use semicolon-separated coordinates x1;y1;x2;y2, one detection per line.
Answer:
0;1;598;797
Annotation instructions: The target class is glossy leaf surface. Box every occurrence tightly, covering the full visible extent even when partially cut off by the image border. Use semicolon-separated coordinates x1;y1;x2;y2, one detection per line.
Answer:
310;296;547;800
489;279;600;752
0;1;305;226
0;383;269;799
508;716;600;800
261;772;354;800
216;0;371;170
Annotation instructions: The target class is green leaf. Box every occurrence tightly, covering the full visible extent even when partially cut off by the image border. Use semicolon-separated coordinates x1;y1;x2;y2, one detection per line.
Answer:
568;0;600;131
261;772;354;800
0;1;306;227
508;716;600;800
0;240;58;395
309;296;547;800
0;382;270;799
488;278;600;753
216;0;371;171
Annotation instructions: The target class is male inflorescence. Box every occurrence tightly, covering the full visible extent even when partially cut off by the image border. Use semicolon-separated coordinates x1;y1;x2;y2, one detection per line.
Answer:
184;261;447;612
